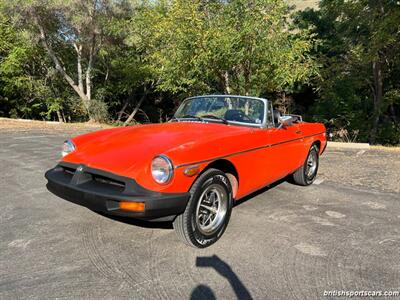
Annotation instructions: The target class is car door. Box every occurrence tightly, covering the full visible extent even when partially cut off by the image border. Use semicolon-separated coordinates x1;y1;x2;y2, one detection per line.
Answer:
261;123;304;184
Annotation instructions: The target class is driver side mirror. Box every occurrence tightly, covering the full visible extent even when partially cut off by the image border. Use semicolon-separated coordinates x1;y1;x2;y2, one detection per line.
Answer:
278;116;294;128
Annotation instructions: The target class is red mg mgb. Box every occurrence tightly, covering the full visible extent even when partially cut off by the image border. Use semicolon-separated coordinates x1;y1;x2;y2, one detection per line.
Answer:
45;95;326;248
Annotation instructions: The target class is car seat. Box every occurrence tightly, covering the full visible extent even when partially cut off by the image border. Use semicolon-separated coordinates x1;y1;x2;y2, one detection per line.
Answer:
273;110;281;127
224;109;244;122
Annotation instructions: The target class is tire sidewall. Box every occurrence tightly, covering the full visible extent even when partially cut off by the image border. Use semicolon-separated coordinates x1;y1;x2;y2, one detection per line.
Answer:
304;146;319;185
188;171;233;248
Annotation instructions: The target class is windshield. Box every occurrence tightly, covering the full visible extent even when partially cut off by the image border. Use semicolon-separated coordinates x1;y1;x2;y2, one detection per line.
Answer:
174;96;266;126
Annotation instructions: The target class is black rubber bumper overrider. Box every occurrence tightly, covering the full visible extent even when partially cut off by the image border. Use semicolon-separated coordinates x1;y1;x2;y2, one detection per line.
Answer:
45;162;190;220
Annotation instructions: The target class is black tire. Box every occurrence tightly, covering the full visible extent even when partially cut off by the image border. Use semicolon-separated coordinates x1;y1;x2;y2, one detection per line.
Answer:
292;145;319;186
173;168;233;248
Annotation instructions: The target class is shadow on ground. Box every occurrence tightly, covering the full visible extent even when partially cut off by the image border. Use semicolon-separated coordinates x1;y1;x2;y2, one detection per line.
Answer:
191;255;253;300
95;212;174;229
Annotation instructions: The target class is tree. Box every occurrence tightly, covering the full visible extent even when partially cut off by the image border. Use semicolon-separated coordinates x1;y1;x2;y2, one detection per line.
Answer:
296;0;400;144
2;0;132;120
134;0;317;98
0;13;53;119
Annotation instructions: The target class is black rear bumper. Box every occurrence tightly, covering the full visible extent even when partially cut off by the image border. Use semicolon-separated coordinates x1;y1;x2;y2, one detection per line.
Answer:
45;162;190;221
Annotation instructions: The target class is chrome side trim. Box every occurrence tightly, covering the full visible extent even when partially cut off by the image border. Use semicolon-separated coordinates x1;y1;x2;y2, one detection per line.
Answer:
175;132;325;169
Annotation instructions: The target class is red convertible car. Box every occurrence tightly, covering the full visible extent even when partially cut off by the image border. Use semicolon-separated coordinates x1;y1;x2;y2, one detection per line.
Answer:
45;95;326;248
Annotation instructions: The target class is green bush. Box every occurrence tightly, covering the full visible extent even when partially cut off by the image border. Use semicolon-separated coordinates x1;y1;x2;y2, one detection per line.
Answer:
89;99;109;123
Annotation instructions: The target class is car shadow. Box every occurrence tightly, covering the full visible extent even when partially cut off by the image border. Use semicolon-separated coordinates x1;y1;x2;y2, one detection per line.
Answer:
94;211;173;229
191;255;253;300
234;176;288;207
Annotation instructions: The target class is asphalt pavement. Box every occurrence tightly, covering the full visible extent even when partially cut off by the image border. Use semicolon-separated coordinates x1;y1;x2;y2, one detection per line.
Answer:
1;129;399;299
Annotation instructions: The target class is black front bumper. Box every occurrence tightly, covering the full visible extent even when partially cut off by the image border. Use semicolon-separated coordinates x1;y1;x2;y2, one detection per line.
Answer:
45;162;190;221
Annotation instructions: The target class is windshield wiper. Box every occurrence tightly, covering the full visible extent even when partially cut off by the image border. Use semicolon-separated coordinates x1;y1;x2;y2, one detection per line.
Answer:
201;115;228;124
170;115;203;122
179;114;204;121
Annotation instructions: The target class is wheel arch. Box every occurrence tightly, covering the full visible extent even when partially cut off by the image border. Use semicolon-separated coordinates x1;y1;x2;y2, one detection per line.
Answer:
299;140;321;165
312;140;321;152
200;159;239;199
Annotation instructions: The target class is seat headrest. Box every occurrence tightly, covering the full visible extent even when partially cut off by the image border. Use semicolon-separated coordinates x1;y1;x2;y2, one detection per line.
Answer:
273;110;281;125
224;109;242;121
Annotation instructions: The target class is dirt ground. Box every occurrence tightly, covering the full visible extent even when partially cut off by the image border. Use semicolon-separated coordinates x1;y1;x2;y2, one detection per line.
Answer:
0;118;110;133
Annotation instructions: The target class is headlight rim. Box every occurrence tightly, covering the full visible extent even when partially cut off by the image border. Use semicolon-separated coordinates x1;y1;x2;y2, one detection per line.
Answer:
62;139;76;157
151;154;174;185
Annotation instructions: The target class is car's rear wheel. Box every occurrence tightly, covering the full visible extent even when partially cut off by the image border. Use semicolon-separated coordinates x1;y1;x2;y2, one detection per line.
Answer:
292;144;319;186
173;168;233;248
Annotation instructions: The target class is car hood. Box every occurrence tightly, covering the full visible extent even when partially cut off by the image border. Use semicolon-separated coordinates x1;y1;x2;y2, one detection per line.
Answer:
63;122;254;176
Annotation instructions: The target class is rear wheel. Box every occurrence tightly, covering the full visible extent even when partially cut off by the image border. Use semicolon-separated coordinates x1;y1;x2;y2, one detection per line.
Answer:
292;145;319;186
173;168;233;248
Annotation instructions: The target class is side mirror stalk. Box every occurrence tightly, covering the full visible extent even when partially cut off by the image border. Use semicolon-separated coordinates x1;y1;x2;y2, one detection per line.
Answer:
278;116;294;128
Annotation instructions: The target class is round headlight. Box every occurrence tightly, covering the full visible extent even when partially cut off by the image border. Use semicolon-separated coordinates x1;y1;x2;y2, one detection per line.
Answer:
62;140;76;157
151;155;173;184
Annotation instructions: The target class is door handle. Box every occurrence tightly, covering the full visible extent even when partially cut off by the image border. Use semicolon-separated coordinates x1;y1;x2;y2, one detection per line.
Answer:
295;130;302;134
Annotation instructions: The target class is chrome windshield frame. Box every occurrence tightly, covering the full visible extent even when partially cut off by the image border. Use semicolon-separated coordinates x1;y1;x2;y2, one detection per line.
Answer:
176;95;269;128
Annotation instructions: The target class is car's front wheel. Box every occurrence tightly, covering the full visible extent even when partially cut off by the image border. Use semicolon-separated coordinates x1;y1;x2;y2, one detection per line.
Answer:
173;168;233;248
292;144;319;186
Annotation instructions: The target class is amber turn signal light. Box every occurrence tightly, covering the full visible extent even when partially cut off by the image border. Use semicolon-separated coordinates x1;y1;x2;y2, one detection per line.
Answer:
119;201;145;212
184;165;200;177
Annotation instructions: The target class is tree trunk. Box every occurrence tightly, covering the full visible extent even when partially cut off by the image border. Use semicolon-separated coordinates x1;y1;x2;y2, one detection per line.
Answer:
73;43;84;94
124;88;148;126
86;33;96;101
222;71;231;94
244;61;251;96
117;98;130;122
370;60;383;144
56;110;64;122
220;71;233;109
34;16;91;114
85;0;100;102
61;110;66;123
389;104;397;122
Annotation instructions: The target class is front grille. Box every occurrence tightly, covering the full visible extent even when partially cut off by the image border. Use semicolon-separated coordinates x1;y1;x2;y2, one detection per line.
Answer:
60;164;126;192
92;174;125;190
63;166;76;176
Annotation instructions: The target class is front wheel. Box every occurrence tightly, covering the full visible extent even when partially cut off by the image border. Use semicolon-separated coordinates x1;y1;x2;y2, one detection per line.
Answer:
292;145;319;186
173;168;233;248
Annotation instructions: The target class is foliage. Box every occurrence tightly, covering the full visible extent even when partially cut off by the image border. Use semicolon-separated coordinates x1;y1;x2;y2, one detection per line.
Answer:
0;13;50;118
0;0;399;145
295;0;400;144
1;0;134;119
89;98;109;122
133;0;317;96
